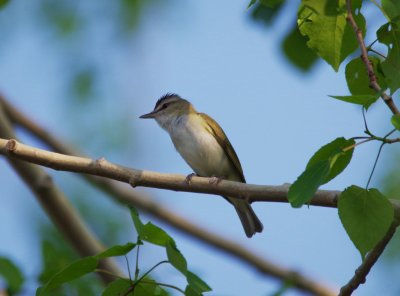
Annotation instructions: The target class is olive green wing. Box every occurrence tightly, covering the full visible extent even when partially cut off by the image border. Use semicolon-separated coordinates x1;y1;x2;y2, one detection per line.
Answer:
199;113;246;183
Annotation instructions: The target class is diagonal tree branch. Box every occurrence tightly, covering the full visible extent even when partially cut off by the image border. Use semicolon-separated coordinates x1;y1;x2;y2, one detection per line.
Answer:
0;95;337;296
0;104;124;284
345;0;400;115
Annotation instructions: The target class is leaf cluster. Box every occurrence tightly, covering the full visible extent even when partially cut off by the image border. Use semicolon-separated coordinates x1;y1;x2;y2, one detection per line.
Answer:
34;207;211;296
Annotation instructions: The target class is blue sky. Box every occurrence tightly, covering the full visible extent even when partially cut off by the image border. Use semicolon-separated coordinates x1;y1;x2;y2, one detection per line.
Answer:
0;1;398;295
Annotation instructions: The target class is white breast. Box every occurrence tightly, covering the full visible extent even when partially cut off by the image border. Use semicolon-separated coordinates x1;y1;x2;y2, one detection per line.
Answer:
169;114;233;178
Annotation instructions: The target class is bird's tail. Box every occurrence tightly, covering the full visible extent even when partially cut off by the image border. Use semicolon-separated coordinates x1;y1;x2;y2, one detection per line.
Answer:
229;198;263;238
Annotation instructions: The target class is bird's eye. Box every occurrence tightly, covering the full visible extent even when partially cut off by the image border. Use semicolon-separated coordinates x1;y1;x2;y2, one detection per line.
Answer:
162;103;169;109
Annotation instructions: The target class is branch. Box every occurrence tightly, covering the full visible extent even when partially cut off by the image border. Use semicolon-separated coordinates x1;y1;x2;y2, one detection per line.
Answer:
0;96;337;296
0;137;339;208
339;214;400;296
0;104;124;284
345;0;400;115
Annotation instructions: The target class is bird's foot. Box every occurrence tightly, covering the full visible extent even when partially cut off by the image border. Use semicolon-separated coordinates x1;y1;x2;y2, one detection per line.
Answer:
209;176;223;185
185;173;198;185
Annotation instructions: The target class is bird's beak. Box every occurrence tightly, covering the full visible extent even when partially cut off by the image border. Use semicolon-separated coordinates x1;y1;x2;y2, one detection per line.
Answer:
139;110;157;119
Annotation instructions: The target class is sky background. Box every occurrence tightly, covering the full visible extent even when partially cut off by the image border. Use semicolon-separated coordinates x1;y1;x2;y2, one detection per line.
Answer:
0;1;399;295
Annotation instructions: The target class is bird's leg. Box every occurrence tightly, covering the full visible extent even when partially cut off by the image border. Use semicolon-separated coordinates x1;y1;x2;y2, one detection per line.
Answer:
209;175;224;185
185;173;198;185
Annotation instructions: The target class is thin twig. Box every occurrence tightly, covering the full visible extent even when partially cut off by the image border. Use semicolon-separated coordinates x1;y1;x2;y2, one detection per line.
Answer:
135;243;140;281
125;255;132;282
339;218;400;296
366;142;385;188
124;261;169;296
368;48;386;59
141;280;186;295
346;0;400;115
343;138;374;152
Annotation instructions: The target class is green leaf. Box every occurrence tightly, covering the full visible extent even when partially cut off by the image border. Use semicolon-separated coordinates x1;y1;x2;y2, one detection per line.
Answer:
289;138;355;207
281;24;318;71
329;94;379;109
129;206;144;234
133;280;167;296
250;0;284;26
38;239;102;296
102;279;132;296
391;114;400;130
298;0;365;71
248;0;257;8
37;257;98;295
382;0;400;20
288;160;330;207
259;0;284;8
345;56;386;96
377;20;400;93
338;186;394;259
96;243;136;259
186;271;212;293
306;137;355;183
140;222;171;246
130;207;171;246
0;0;9;9
72;69;95;101
166;239;188;275
0;256;24;294
185;285;200;296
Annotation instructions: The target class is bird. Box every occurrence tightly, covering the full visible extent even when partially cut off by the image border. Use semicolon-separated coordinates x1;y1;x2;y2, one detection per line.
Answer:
140;93;263;237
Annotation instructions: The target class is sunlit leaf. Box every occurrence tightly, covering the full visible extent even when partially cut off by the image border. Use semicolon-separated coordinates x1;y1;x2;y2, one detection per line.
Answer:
306;137;355;184
298;0;365;71
289;138;354;207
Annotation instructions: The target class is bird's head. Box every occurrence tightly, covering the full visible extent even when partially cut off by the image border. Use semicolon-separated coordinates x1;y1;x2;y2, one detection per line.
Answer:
140;93;194;130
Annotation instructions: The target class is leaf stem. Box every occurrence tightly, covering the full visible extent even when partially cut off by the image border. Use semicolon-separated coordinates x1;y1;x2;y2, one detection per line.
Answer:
140;279;186;295
134;241;141;281
366;143;385;189
136;260;169;284
368;48;386;59
94;269;123;279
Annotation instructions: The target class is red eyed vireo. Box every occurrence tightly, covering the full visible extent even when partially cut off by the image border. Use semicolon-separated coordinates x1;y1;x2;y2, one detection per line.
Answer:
140;93;263;238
